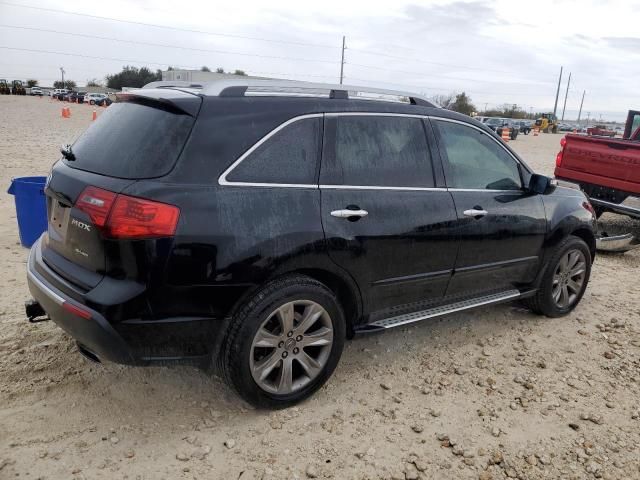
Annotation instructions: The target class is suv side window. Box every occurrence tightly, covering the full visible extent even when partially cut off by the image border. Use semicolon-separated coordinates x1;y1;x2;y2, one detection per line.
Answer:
226;117;320;185
324;115;434;188
434;120;522;190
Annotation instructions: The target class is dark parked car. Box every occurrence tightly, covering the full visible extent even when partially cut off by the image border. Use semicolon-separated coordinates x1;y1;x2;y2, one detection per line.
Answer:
95;96;113;107
68;91;87;103
26;80;597;408
485;117;519;140
515;120;532;135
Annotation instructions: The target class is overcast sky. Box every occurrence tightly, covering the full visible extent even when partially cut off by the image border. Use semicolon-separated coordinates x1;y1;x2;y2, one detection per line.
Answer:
1;0;638;121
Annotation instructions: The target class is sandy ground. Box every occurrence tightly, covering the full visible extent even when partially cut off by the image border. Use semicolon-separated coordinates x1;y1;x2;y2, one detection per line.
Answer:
0;96;639;480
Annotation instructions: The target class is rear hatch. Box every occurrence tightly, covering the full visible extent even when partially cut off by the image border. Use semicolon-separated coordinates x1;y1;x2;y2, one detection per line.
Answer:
42;89;201;290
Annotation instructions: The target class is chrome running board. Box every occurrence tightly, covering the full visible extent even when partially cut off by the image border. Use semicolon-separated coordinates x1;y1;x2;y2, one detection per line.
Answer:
362;289;521;331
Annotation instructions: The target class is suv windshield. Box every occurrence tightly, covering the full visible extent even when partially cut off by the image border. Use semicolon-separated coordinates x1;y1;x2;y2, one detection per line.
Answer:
66;102;195;179
486;118;502;126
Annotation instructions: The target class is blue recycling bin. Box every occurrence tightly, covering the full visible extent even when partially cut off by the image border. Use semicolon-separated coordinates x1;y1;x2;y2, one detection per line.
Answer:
7;176;48;248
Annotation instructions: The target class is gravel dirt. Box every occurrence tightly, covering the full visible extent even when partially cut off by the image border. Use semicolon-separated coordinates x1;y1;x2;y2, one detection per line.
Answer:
1;96;639;479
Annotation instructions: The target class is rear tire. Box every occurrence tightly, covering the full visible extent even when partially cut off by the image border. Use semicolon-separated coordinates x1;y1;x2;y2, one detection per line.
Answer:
221;275;346;408
524;236;591;317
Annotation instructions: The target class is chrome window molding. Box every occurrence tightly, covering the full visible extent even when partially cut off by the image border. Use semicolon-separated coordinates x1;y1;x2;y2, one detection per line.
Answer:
218;111;529;192
324;112;425;119
320;184;447;192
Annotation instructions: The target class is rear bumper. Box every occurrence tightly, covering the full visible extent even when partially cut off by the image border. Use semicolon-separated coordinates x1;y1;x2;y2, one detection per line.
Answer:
27;236;224;365
589;197;640;219
27;237;136;364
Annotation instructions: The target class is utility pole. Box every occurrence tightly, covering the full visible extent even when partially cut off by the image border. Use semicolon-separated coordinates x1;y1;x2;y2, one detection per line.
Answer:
577;90;585;124
561;72;571;121
553;66;563;117
484;102;488;113
339;36;346;85
586;112;591;124
60;66;65;89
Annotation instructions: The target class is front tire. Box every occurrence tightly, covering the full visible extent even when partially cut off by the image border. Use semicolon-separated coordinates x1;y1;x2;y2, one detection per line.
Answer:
525;236;591;317
221;275;346;408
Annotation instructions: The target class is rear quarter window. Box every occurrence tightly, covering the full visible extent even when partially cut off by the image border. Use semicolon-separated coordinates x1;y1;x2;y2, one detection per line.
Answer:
66;102;195;179
224;117;321;185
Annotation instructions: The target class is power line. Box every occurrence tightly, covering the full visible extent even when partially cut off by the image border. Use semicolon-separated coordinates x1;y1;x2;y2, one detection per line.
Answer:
0;1;338;49
0;26;340;65
345;76;574;99
348;47;535;77
347;62;557;88
0;45;201;69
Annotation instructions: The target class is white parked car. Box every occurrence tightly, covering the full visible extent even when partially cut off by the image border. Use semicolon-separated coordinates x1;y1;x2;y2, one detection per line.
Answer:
51;88;69;97
84;93;108;105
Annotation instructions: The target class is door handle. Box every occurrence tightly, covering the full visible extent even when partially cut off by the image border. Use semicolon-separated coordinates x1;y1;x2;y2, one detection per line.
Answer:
330;209;369;219
463;208;488;218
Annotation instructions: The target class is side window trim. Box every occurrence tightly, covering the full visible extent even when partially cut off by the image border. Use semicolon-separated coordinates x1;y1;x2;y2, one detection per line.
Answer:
423;118;447;188
218;113;323;188
431;117;526;192
218;112;529;191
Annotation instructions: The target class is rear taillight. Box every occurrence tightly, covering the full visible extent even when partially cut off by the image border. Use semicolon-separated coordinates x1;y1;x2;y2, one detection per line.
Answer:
77;186;116;227
107;195;180;239
555;136;567;167
76;186;180;239
582;201;596;218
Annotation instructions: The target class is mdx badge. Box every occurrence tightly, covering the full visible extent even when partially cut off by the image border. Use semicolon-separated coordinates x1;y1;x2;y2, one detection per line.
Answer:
71;218;91;232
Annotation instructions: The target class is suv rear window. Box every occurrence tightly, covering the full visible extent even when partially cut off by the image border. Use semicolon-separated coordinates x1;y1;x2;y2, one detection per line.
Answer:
66;102;194;179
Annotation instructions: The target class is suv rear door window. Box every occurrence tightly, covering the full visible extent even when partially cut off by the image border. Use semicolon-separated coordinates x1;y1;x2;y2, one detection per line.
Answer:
325;115;434;188
434;120;522;190
225;117;321;185
67;102;195;179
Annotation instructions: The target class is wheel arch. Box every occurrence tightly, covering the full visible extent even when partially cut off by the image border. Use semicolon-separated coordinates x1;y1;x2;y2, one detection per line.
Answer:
290;267;362;339
570;227;596;262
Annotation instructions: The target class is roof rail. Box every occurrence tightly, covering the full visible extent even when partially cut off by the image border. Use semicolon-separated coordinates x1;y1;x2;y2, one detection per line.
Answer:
143;78;435;107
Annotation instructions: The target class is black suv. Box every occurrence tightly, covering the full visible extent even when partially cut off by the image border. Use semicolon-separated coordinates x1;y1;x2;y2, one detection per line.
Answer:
26;80;596;407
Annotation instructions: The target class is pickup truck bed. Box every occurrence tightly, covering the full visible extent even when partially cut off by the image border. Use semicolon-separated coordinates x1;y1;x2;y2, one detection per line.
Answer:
555;133;640;218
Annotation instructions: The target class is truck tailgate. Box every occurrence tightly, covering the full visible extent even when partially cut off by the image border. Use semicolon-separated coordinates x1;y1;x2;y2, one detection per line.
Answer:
555;134;640;194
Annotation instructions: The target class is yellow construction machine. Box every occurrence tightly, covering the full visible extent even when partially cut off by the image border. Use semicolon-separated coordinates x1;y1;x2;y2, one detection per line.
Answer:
534;113;558;133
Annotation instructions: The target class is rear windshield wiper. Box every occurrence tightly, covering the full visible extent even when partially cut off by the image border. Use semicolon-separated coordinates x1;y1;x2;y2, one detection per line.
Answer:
60;144;75;161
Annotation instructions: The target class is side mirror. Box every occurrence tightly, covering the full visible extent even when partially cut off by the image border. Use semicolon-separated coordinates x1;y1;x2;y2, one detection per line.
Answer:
528;173;556;194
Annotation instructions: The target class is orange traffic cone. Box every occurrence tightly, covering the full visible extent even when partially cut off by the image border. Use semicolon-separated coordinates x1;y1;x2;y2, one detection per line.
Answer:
92;110;97;121
61;107;66;118
501;127;510;142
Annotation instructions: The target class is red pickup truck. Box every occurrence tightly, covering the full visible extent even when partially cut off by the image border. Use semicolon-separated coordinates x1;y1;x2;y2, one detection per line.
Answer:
555;110;640;220
586;125;616;137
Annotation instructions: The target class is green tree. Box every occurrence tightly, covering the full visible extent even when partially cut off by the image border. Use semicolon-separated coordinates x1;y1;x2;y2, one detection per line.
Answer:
53;80;76;89
449;92;476;116
106;66;161;89
233;69;247;76
216;67;225;73
26;79;38;88
201;66;211;72
86;78;102;87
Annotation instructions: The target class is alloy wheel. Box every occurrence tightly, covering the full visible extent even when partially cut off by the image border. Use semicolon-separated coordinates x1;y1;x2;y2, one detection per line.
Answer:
552;249;586;309
250;300;334;395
